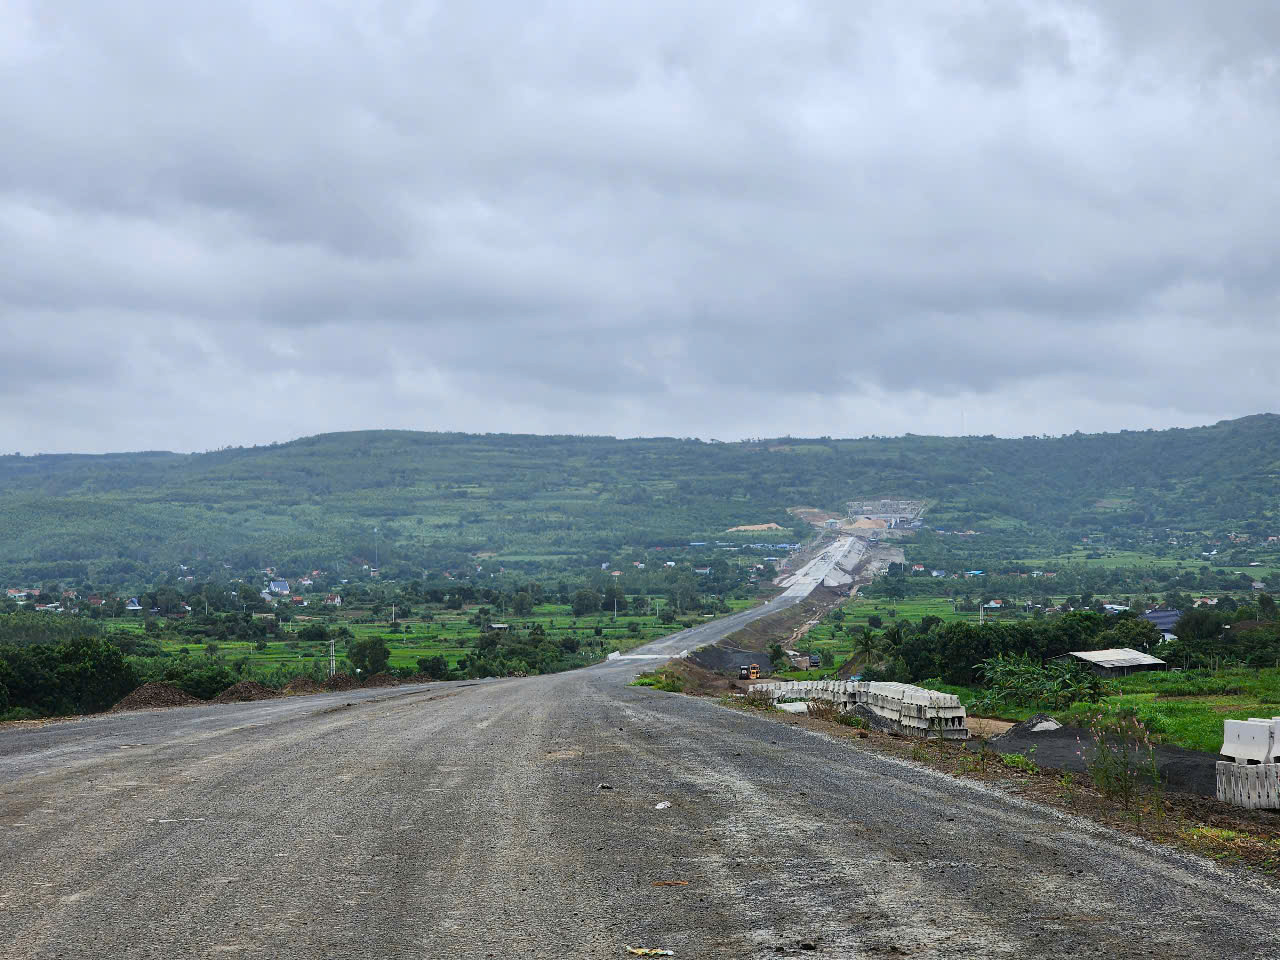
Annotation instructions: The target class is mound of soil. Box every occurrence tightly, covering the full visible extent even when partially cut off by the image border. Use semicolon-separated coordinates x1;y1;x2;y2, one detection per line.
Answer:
282;676;324;695
110;682;201;712
362;672;401;687
688;643;769;676
1005;713;1063;735
211;680;278;704
323;673;361;691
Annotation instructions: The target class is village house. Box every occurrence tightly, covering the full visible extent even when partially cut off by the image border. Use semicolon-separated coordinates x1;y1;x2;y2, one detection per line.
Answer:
1052;648;1167;678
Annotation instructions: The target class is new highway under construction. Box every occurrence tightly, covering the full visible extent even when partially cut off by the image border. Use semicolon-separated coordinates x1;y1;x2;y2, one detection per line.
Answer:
2;570;1276;958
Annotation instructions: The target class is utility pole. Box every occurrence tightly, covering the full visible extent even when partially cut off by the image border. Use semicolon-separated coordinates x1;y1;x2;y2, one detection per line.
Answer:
328;637;336;677
374;527;379;570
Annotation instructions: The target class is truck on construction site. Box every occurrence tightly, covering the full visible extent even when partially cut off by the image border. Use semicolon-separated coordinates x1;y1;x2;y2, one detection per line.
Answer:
739;664;760;681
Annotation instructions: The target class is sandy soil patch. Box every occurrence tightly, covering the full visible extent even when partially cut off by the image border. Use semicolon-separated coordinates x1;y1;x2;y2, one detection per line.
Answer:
968;717;1015;738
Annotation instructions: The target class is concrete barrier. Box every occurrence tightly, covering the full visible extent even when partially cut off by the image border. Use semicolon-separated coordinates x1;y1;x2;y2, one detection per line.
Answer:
1218;717;1280;809
1222;717;1280;763
1216;761;1280;809
746;679;968;740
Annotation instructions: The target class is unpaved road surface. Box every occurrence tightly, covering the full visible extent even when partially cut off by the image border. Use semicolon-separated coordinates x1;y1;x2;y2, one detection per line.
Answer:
4;625;1278;957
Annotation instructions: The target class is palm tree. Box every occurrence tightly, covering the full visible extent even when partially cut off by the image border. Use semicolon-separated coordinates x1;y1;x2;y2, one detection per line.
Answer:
854;628;879;664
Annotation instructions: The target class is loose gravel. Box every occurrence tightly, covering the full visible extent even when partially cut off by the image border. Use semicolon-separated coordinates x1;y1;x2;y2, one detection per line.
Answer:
6;602;1276;958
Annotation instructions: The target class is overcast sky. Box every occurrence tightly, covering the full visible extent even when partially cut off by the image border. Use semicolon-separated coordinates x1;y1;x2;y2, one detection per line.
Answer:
3;1;1279;453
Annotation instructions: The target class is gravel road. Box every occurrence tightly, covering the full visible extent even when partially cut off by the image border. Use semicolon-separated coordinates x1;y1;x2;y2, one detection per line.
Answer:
3;612;1278;957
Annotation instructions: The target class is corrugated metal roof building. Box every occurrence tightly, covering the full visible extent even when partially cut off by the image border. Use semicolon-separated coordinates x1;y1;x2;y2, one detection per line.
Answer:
1051;648;1167;678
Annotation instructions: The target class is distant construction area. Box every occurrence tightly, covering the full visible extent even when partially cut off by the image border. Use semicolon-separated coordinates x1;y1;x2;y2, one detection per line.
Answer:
845;498;925;527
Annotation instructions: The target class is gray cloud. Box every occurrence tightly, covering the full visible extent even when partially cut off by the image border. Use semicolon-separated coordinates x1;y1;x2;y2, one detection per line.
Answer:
2;0;1279;453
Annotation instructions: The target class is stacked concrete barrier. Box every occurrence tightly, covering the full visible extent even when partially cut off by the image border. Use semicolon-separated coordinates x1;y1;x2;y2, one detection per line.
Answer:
746;679;968;740
1218;717;1280;809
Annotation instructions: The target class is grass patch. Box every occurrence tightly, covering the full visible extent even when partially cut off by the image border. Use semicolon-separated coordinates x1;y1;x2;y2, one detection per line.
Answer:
632;670;686;693
924;667;1280;754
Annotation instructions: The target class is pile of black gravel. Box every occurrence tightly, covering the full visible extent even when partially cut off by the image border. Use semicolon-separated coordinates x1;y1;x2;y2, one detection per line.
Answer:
987;723;1218;797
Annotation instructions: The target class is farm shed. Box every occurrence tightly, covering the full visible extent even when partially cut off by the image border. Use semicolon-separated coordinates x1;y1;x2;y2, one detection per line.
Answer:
1051;648;1166;678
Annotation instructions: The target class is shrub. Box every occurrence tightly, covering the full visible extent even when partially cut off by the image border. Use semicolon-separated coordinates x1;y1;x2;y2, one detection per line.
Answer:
1000;749;1039;775
806;699;839;722
1081;711;1161;809
159;659;239;700
971;653;1107;713
348;636;390;675
632;670;684;692
416;654;449;679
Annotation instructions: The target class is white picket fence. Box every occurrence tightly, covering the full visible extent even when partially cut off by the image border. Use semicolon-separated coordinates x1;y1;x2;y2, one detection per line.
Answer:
747;679;969;740
1218;717;1280;809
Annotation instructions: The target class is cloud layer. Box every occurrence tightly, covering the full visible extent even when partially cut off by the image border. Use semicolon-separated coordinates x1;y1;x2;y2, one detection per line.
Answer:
3;1;1279;452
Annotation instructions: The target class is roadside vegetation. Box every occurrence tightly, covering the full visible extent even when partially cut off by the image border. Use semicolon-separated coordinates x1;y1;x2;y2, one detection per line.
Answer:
913;668;1280;755
765;582;1280;755
0;590;756;720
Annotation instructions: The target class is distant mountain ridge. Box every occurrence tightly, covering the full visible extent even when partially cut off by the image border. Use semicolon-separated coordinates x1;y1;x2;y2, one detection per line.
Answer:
1;415;1277;587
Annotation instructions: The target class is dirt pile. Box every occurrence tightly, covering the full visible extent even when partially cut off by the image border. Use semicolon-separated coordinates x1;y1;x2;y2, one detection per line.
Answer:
283;676;324;695
362;672;401;687
110;682;201;712
211;681;277;704
666;659;733;697
688;643;771;676
1005;713;1062;735
323;673;361;691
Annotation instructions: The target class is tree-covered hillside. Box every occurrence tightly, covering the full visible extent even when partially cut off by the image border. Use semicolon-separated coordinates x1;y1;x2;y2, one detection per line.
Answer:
2;415;1278;588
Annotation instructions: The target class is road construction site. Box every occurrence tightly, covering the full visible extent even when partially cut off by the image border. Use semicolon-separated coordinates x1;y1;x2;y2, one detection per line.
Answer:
3;551;1280;957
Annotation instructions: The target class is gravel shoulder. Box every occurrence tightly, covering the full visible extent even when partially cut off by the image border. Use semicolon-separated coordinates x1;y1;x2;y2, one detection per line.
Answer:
4;659;1280;958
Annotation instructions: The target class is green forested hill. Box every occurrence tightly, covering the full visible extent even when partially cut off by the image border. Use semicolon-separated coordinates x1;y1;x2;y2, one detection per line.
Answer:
2;416;1279;587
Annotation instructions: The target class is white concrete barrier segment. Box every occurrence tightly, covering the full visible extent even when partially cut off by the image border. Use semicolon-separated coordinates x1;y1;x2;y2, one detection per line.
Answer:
746;679;969;740
1217;717;1280;809
1221;719;1275;763
1216;760;1280;809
